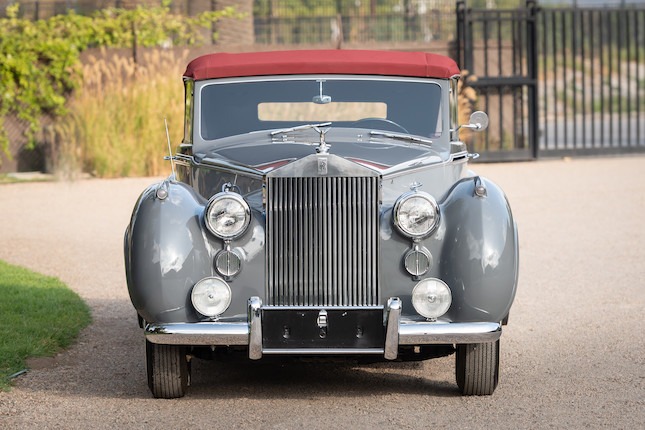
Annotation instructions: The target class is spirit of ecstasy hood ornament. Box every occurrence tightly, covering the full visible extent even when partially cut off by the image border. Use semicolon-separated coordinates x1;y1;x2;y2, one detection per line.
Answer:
313;124;331;154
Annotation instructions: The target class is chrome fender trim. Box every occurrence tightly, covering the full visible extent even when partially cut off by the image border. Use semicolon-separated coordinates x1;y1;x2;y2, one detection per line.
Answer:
398;321;502;345
145;322;249;345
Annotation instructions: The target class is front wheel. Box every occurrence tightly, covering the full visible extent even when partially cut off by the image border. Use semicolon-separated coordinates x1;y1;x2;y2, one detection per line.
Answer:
146;340;189;398
455;340;500;395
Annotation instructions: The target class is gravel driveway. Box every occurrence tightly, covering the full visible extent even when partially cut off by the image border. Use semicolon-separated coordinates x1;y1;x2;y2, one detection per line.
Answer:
1;156;643;429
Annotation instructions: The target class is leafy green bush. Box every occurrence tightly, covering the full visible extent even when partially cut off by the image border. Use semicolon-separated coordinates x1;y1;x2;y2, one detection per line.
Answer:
0;1;235;160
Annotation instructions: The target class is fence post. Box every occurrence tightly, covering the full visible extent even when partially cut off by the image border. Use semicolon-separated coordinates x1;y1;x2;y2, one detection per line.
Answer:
527;0;539;159
456;1;465;68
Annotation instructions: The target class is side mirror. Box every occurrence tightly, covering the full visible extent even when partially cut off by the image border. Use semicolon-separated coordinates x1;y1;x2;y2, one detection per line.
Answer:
459;111;489;132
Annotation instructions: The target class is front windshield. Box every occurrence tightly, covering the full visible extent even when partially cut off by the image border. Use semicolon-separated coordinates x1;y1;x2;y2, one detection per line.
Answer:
199;77;443;140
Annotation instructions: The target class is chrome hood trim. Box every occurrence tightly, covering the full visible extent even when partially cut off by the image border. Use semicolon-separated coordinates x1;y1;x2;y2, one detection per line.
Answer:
267;153;380;178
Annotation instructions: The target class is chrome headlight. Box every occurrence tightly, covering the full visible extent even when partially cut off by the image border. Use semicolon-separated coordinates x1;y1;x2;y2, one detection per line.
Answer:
191;277;231;317
205;192;251;240
412;278;452;320
393;191;439;239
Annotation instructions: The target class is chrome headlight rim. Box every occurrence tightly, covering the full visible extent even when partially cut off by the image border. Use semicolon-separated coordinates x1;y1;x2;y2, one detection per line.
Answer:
393;191;440;239
205;192;251;240
191;277;232;318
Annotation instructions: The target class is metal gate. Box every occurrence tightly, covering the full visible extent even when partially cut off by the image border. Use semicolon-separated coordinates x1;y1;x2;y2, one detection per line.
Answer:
456;1;538;161
456;1;645;161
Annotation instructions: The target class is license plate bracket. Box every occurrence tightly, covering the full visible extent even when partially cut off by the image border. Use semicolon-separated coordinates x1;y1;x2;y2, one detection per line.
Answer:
262;308;385;350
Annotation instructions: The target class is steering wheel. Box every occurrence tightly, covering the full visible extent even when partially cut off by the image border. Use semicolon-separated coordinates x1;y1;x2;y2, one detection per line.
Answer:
352;118;409;133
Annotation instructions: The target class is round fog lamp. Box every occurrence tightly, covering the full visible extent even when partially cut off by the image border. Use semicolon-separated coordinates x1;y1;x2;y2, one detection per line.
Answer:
191;277;231;317
412;278;452;319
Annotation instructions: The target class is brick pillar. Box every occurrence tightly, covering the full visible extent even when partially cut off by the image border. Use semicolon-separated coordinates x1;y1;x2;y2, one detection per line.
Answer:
213;0;254;47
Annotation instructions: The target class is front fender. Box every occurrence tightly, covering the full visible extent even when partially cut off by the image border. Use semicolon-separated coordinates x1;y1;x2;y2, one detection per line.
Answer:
439;176;519;322
124;180;211;323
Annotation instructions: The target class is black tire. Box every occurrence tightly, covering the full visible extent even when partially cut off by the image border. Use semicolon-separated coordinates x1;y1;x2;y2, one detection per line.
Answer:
455;340;500;396
146;340;189;399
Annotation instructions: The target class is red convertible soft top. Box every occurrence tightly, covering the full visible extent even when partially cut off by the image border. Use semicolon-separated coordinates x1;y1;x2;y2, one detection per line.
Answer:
184;50;460;80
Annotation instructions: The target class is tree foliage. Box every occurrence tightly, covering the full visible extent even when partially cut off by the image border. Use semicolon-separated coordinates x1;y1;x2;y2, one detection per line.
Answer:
0;2;235;157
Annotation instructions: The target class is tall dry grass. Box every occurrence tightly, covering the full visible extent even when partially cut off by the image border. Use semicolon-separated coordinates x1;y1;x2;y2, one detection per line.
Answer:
55;49;189;178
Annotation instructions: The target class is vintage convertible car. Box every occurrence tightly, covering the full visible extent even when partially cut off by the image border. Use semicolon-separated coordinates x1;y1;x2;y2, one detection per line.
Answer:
124;50;518;398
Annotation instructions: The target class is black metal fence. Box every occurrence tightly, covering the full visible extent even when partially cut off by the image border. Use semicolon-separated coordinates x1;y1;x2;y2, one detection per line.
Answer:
538;6;645;156
456;1;538;161
456;0;645;160
254;9;457;45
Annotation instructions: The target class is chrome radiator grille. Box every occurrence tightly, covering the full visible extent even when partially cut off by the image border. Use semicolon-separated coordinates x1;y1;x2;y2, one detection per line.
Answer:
266;176;380;306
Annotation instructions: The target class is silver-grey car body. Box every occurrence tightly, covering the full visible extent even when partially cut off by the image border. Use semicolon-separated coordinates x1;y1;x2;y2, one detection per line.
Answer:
124;50;518;398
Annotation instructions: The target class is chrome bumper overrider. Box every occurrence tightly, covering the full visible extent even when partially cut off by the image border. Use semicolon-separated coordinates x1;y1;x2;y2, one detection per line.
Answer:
145;297;502;360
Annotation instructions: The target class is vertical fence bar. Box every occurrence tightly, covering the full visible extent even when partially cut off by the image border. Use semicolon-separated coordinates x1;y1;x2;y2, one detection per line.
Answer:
483;13;490;77
527;1;538;157
590;10;596;147
456;1;465;69
518;10;524;150
551;10;559;149
617;9;623;147
467;8;475;72
580;9;586;149
626;8;631;147
637;10;642;144
561;10;568;148
607;11;614;146
500;12;506;150
510;11;524;147
540;9;548;151
571;10;577;149
497;10;503;77
598;13;605;144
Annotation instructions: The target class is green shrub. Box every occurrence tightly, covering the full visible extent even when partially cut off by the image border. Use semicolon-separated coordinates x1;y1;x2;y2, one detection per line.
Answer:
0;1;235;162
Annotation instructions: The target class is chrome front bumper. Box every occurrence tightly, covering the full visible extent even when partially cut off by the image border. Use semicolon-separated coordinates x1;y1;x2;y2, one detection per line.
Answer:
145;297;502;360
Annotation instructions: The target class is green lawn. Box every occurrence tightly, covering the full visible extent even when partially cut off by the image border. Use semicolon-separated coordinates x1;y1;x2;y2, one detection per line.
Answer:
0;260;91;390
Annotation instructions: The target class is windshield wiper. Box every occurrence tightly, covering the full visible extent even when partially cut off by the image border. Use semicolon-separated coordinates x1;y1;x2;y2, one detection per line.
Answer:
270;122;332;136
369;130;433;146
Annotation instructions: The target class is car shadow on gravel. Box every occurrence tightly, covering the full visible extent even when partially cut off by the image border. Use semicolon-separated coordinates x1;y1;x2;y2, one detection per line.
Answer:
184;358;459;399
12;301;459;400
109;305;459;399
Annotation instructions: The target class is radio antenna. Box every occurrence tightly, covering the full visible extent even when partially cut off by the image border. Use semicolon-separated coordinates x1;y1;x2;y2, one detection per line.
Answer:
164;118;176;178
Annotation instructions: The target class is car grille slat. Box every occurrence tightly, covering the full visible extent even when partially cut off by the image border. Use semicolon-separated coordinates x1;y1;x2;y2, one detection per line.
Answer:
267;176;379;306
